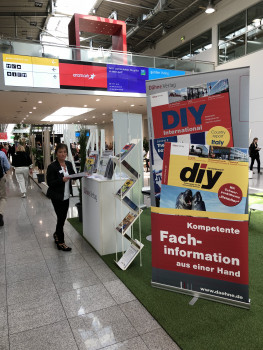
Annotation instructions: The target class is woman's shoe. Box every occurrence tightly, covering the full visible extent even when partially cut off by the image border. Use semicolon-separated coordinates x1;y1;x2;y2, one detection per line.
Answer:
57;243;72;251
53;233;59;244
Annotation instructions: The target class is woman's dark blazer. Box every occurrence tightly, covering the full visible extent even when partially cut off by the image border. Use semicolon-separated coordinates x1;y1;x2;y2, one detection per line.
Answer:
46;159;76;201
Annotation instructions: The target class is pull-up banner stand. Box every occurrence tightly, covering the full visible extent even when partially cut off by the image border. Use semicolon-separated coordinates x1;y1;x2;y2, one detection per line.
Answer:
146;67;250;308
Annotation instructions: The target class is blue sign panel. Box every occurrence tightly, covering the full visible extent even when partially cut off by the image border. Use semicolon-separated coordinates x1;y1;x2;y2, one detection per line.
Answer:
107;64;149;93
148;68;185;80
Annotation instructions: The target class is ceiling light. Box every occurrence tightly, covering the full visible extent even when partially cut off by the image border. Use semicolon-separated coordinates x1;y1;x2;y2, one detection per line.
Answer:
33;107;37;109
95;123;97;125
41;107;94;122
205;1;215;14
102;121;105;123
29;111;32;114
115;109;118;112
92;116;96;119
96;99;100;102
38;101;42;103
84;118;87;121
130;104;135;107
26;115;29;117
84;104;87;107
102;113;106;115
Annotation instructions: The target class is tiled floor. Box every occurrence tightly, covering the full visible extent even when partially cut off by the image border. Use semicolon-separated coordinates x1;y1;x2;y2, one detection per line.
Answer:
0;171;180;350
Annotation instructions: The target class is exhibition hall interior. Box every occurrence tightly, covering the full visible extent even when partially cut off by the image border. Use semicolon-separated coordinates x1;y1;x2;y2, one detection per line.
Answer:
0;0;263;349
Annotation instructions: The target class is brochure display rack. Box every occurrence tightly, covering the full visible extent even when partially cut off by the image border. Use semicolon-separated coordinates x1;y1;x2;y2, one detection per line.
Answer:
111;140;144;270
82;175;130;255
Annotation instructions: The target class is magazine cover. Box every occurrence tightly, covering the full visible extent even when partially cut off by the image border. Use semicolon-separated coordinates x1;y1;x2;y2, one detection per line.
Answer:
116;212;137;234
160;142;249;215
115;143;135;160
150;134;207;200
150;79;233;147
116;178;136;197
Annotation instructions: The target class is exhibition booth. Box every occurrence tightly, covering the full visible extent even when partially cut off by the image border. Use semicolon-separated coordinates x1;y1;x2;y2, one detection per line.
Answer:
0;14;251;328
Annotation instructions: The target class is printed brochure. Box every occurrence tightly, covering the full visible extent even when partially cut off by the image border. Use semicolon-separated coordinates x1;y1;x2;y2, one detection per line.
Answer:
116;212;138;234
116;178;136;197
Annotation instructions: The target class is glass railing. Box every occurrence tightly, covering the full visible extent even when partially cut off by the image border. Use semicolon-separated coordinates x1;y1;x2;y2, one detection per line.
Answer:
0;38;215;73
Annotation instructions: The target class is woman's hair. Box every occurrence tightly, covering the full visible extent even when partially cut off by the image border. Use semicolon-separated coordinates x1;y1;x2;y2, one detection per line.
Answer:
55;143;68;155
16;144;25;152
253;137;258;143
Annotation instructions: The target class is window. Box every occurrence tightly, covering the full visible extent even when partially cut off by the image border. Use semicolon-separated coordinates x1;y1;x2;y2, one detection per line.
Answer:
164;30;212;59
218;1;263;64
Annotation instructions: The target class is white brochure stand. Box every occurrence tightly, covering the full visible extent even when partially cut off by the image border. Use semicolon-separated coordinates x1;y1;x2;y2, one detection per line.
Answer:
82;175;130;255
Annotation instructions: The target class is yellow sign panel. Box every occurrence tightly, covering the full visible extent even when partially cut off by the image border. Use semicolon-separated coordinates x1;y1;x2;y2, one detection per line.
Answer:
31;57;59;67
2;54;32;65
167;154;248;195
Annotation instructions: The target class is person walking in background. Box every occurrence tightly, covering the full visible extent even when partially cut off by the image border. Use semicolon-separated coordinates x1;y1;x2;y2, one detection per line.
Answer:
0;149;11;226
46;143;80;252
0;144;7;156
12;144;33;198
249;137;262;174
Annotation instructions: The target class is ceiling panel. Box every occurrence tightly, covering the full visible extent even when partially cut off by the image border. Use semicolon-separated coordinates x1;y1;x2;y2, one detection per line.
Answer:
0;91;147;126
0;0;223;52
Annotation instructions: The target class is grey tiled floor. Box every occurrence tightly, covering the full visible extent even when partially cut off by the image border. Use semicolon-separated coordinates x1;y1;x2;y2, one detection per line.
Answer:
0;171;180;350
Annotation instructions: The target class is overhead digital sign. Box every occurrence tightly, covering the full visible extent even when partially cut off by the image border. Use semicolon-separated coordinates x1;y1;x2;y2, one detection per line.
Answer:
2;54;185;94
59;61;107;90
107;64;149;93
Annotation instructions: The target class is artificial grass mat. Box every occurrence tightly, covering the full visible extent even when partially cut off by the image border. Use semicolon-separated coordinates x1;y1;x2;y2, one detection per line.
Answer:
68;201;263;350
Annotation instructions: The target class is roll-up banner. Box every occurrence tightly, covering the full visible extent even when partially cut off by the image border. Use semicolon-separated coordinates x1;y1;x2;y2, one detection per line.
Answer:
146;68;250;308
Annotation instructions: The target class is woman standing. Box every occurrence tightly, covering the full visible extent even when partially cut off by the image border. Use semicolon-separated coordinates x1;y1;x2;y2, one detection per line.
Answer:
249;137;262;174
12;144;33;198
46;143;78;251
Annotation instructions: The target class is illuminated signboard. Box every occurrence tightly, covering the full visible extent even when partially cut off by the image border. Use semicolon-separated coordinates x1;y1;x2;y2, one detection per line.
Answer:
2;54;185;93
2;54;60;88
59;61;107;90
107;64;149;93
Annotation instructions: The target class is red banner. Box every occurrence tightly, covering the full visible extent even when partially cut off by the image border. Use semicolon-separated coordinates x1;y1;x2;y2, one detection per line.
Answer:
151;93;232;141
0;132;7;140
152;212;248;285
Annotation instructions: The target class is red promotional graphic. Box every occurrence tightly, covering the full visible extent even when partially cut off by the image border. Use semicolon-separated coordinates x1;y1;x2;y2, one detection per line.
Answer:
0;132;7;140
151;211;249;302
59;62;107;89
152;93;233;143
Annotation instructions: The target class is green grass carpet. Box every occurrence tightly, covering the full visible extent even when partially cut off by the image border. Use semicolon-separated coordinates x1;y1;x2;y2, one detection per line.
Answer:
249;192;263;205
68;202;263;350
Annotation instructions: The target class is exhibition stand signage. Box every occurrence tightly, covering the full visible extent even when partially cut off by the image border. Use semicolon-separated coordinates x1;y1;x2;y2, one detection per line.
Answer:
146;68;250;308
151;142;249;306
149;78;233;201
